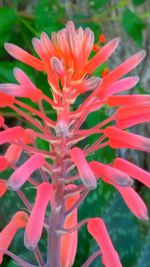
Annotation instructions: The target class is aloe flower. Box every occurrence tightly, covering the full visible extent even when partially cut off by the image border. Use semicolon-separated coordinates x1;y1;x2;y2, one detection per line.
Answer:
0;21;149;267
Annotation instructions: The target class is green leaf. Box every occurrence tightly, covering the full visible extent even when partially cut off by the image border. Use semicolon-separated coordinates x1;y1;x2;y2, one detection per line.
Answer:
122;8;145;47
35;0;64;35
90;0;109;9
0;8;18;55
132;0;147;5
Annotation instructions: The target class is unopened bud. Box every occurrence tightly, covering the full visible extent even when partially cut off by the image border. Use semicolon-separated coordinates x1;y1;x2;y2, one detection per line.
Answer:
51;57;65;77
84;77;101;91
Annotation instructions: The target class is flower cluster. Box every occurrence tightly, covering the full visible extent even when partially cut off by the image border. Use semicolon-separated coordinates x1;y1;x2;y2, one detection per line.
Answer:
0;21;149;267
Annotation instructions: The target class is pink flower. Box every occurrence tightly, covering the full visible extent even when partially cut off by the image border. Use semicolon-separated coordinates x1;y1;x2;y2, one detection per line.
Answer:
7;154;45;190
113;158;150;188
87;218;122;267
89;161;133;187
104;126;150;152
0;211;28;263
24;182;54;250
107;94;150;106
0;126;24;145
70;147;97;189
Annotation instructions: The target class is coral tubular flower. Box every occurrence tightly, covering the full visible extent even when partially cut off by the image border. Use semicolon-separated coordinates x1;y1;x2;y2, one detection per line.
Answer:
4;129;33;164
104;126;150;152
115;185;149;220
116;106;150;128
70;147;97;189
7;154;45;190
0;68;43;102
60;185;79;267
113;158;150;188
89;161;133;187
0;126;24;145
107;94;150;106
24;182;54;250
99;51;146;95
85;38;120;74
87;218;122;267
103;76;139;97
4;43;44;71
0;211;28;263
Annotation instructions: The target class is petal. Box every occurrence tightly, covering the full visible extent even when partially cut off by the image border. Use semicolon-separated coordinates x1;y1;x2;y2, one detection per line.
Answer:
70;147;97;189
82;27;94;61
7;154;45;190
24;182;54;250
113;158;150;188
61;185;79;267
89;161;133;187
85;38;120;74
116;106;150;128
103;76;139;97
107;94;150;107
4;43;44;71
100;50;146;94
0;211;28;263
40;32;56;56
0;126;24;145
87;218;122;267
104;126;150;152
5;144;23;164
13;68;43;101
51;56;65;77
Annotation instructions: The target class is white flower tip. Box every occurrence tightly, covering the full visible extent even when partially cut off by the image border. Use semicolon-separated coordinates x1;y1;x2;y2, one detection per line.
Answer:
140;211;149;221
111;37;120;47
4;42;11;50
7;180;19;191
139;50;146;60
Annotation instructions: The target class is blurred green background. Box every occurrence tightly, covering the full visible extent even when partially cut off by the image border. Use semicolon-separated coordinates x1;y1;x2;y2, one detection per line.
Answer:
0;0;150;266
